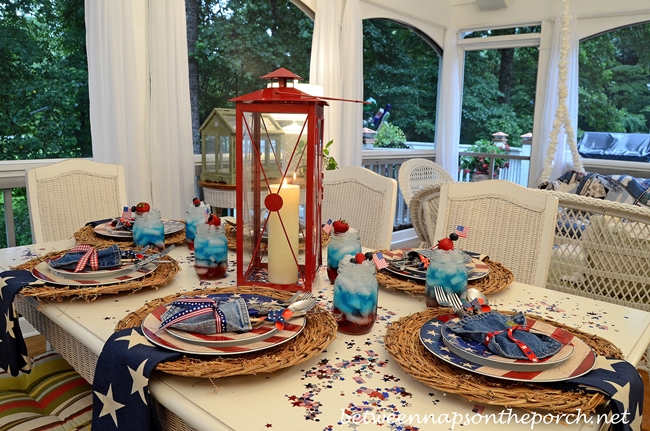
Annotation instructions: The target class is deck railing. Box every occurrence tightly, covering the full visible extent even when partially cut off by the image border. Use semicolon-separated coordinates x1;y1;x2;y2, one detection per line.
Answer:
9;145;650;248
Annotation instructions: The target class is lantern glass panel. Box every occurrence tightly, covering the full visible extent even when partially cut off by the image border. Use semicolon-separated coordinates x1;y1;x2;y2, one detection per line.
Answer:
238;110;312;286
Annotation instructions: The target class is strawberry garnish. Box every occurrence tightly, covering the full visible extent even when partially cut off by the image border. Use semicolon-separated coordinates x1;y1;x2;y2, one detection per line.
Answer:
192;197;201;207
207;214;221;227
437;237;454;251
332;219;349;233
134;202;151;214
355;252;366;264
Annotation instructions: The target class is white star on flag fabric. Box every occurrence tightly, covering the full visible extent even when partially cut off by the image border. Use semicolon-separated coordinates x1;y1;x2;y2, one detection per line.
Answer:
94;384;125;427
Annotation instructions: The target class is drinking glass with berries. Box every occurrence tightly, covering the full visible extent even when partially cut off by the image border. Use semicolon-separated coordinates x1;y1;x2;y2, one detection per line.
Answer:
326;220;362;284
194;213;229;280
424;233;468;307
185;197;210;250
132;203;165;250
332;252;378;335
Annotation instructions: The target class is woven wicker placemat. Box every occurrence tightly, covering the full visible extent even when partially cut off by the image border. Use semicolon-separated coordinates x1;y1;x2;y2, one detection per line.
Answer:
377;256;513;296
384;308;622;414
115;286;338;378
74;225;186;248
13;250;180;302
225;223;331;251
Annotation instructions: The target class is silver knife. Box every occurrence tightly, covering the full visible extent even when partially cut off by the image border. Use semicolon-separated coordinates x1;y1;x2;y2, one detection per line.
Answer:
134;245;175;271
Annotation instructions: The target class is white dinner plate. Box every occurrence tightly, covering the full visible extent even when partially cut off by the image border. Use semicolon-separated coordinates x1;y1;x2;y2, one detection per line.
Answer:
419;315;596;383
439;317;574;371
46;260;137;280
141;301;306;356
94;219;185;239
32;261;157;286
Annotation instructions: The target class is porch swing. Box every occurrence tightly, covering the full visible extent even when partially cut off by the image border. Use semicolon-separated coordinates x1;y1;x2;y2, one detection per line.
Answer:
537;0;650;335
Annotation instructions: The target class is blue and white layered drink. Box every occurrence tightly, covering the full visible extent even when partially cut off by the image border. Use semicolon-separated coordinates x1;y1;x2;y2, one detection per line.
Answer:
424;249;468;307
332;254;378;335
194;223;229;279
327;228;362;284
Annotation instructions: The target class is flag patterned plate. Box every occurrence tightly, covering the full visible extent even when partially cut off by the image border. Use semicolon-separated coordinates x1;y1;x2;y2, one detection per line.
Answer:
94;219;185;238
141;304;306;356
31;261;157;286
46;260;137;280
383;249;489;281
162;293;294;347
440;317;575;372
419;315;596;382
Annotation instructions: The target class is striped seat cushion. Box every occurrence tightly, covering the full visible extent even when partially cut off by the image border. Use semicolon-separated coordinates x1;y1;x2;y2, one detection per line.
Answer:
0;351;92;430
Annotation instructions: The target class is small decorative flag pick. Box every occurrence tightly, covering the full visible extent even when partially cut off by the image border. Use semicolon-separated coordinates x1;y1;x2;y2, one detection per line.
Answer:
121;206;131;219
322;219;333;234
372;252;388;270
204;207;211;222
455;225;470;238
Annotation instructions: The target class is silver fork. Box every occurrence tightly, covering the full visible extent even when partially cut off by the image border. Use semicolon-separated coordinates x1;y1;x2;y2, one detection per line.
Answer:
434;286;466;317
447;292;468;318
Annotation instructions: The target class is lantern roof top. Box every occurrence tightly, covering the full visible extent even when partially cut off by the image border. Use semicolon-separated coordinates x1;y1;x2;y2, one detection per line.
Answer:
230;68;328;105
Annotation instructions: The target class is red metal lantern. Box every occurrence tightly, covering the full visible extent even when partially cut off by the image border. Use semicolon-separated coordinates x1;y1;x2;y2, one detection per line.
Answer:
231;68;326;292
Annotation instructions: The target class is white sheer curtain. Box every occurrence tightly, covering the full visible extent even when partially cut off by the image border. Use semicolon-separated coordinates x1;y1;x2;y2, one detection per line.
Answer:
533;17;580;185
309;0;342;164
434;27;463;178
338;0;363;167
85;0;194;220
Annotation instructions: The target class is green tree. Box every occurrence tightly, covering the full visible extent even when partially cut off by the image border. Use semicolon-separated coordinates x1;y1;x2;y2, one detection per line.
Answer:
188;0;313;153
363;19;439;142
0;0;90;161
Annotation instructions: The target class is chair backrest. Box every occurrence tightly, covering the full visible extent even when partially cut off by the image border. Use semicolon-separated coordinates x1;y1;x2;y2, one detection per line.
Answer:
26;159;128;243
409;183;444;248
546;190;650;311
323;167;398;250
398;159;454;206
435;180;559;287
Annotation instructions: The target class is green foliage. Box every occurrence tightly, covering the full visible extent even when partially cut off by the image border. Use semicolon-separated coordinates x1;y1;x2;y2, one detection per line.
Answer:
323;140;338;170
363;19;439;142
0;0;91;161
374;123;409;148
0;189;32;247
459;139;510;180
579;24;650;134
193;0;313;126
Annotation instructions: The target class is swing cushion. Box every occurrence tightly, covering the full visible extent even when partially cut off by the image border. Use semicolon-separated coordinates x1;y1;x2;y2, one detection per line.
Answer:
539;170;650;208
0;351;93;430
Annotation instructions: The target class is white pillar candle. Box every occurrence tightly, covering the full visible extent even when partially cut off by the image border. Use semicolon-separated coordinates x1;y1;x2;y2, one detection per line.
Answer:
267;181;300;284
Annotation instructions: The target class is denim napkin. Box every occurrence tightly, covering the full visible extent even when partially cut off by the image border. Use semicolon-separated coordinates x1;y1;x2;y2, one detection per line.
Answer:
160;296;251;334
446;311;562;361
48;244;122;271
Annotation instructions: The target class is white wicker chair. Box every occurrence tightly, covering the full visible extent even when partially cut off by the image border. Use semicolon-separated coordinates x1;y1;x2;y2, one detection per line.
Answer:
435;180;559;287
544;190;650;371
546;190;650;310
26;159;128;243
408;183;444;248
322;167;397;250
397;158;454;206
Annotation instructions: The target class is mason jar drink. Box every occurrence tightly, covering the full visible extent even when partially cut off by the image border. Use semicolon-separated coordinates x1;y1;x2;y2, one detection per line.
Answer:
327;228;362;284
194;223;229;279
332;255;378;335
424;249;468;307
185;202;210;250
133;208;165;250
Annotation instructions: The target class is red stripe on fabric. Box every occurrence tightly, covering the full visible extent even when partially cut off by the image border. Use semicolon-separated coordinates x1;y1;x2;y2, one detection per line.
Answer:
39;378;89;408
0;399;41;413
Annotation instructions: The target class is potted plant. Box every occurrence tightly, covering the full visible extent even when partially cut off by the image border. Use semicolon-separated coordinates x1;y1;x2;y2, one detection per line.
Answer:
373;123;409;149
459;139;510;181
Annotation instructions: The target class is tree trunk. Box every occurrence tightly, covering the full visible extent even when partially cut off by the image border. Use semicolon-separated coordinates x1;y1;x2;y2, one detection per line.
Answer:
185;0;200;154
497;47;514;104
